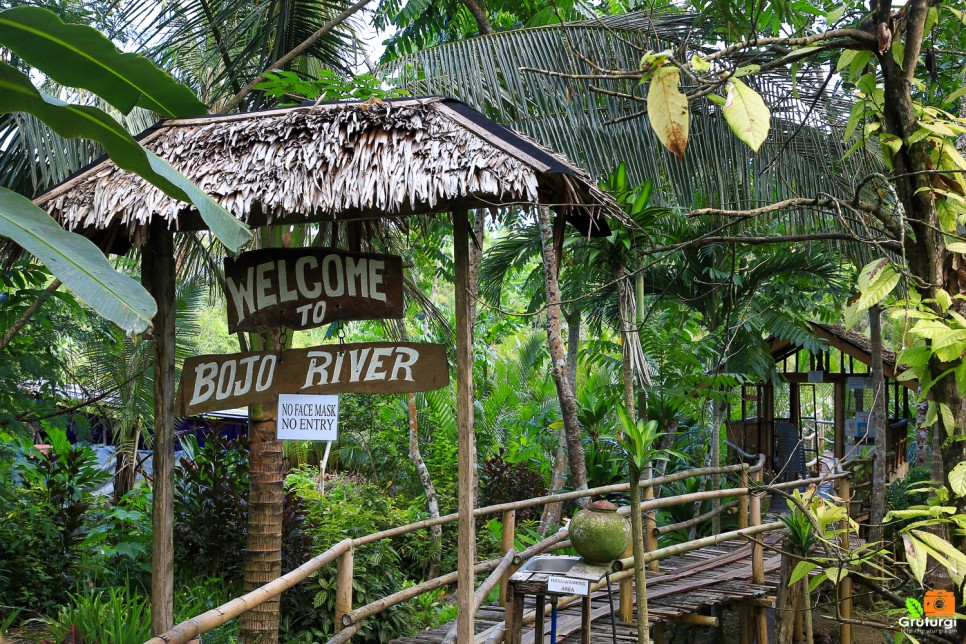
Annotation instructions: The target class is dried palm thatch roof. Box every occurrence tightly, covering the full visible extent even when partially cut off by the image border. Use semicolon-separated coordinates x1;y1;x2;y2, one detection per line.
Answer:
33;97;621;250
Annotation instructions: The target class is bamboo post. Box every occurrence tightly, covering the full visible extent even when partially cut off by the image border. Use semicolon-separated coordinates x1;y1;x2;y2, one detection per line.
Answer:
334;547;353;635
500;510;516;605
442;550;516;644
644;480;659;573
738;465;749;530
739;464;750;644
750;470;767;644
145;221;176;635
619;540;633;623
838;474;853;644
453;210;476;643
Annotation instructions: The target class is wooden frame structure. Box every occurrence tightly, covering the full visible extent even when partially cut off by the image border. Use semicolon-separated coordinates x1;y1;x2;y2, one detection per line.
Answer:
728;322;915;482
34;97;622;640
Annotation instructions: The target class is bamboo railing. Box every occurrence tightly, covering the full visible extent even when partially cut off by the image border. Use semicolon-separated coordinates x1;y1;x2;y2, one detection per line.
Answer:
146;455;850;644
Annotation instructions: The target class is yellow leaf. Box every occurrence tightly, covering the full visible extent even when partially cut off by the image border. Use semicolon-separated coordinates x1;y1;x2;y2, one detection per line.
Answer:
648;66;689;161
723;78;770;152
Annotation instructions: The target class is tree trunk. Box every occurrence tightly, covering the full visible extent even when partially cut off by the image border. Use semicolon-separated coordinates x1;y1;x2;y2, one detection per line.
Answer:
538;208;588;499
774;537;804;644
407;390;442;578
401;318;443;578
113;428;140;505
539;427;569;535
878;11;966;633
878;0;966;564
539;307;582;534
913;400;930;468
617;272;636;421
628;463;650;644
458;0;493;34
868;305;888;545
239;328;288;644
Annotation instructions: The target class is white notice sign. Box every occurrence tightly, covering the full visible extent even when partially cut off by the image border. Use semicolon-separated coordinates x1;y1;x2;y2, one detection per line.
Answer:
546;575;590;596
277;394;339;441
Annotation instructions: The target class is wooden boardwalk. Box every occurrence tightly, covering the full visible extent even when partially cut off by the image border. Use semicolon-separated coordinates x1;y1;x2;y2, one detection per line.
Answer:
393;539;783;644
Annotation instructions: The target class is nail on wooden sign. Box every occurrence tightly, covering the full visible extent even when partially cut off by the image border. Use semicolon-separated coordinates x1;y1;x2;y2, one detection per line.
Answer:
224;248;404;333
177;342;448;415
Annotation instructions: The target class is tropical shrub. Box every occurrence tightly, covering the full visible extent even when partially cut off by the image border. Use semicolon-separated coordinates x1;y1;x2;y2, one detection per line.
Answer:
288;474;423;641
478;450;547;521
84;484;154;590
174;434;250;580
0;427;110;614
43;586;151;644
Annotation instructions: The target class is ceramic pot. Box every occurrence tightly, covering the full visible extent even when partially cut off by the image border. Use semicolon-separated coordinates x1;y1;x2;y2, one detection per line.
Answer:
569;500;631;564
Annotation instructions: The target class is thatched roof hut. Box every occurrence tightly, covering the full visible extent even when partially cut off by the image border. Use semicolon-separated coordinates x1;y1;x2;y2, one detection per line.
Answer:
34;96;622;250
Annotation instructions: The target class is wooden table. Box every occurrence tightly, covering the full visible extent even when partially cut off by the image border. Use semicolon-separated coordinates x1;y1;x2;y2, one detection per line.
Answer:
505;561;610;644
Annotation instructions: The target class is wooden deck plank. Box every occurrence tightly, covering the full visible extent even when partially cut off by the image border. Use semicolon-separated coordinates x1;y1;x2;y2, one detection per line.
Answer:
392;531;789;644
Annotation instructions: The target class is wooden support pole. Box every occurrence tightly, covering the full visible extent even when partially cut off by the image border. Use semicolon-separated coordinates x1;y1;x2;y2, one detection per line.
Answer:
619;540;633;623
838;475;853;644
653;622;666;643
750;470;767;644
453;210;477;644
500;510;516;605
334;548;354;635
738;466;749;530
739;465;750;644
834;381;846;461
739;604;752;644
644;481;659;573
146;221;175;636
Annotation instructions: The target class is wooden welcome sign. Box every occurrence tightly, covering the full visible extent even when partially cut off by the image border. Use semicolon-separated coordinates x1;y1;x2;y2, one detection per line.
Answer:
224;248;404;333
177;342;448;415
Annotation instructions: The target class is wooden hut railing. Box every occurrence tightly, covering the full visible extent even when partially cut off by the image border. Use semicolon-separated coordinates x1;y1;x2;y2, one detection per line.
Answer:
146;456;851;644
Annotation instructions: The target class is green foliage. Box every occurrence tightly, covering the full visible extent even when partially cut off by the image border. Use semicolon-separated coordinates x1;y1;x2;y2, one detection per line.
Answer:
885;478;966;587
0;182;158;334
0;262;79;434
174;434;250;580
254;70;407;104
0;6;252;334
42;586;152;644
478;451;547;521
0;428;113;615
779;504;816;554
583;437;627;495
174;579;239;644
84;485;154;587
0;7;204;117
291;476;422;641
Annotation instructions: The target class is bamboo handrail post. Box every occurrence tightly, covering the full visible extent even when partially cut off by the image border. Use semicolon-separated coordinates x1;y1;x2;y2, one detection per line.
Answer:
644;474;659;573
750;469;767;644
500;510;516;605
334;547;354;635
837;473;853;644
738;464;749;530
619;540;633;623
